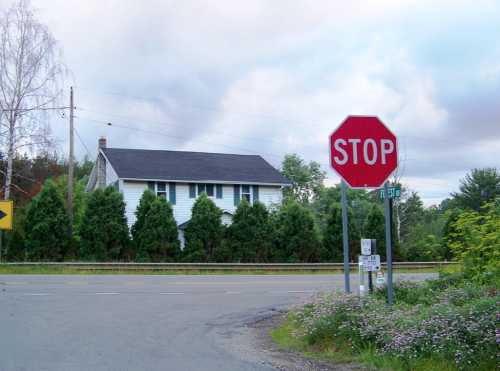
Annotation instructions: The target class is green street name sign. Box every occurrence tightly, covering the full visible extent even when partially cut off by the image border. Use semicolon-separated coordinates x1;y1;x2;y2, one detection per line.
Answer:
379;186;401;199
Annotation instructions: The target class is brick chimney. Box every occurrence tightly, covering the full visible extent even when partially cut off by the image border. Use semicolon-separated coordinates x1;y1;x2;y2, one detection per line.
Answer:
97;137;107;188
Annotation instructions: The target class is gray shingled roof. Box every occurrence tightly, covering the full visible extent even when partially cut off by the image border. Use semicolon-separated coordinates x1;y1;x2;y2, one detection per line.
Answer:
102;148;291;185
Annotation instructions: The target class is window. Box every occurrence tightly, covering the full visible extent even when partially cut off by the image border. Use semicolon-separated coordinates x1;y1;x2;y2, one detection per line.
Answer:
191;183;220;198
241;185;251;202
147;181;175;204
216;184;223;199
206;184;214;197
198;183;206;194
157;182;166;198
234;185;259;206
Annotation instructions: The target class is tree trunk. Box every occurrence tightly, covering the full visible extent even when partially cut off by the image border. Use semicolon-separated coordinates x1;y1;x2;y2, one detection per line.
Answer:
4;118;15;200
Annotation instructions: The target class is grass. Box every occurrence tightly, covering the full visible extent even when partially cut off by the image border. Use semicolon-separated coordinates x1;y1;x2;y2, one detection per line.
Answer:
271;315;355;364
271;315;459;371
0;264;443;275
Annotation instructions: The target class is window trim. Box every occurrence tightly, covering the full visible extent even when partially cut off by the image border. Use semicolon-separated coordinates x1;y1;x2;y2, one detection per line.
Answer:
148;181;169;200
194;183;220;199
241;185;251;202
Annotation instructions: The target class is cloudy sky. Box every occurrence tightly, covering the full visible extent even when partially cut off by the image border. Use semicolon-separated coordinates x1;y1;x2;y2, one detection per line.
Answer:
4;0;499;205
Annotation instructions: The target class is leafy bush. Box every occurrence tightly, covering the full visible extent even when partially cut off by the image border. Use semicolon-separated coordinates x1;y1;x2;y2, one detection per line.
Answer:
449;199;500;283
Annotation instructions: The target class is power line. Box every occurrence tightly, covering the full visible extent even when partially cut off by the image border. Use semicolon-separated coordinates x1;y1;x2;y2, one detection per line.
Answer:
76;87;307;125
74;127;92;158
75;87;479;147
77;114;417;171
77;115;289;161
1;106;71;113
77;106;313;148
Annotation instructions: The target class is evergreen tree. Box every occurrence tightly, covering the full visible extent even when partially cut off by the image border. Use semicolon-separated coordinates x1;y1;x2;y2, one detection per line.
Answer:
183;193;223;262
322;203;359;262
227;200;272;262
135;197;180;262
54;176;87;258
4;205;26;261
79;187;130;261
131;189;157;244
24;180;70;261
451;168;499;211
362;204;386;260
273;199;322;262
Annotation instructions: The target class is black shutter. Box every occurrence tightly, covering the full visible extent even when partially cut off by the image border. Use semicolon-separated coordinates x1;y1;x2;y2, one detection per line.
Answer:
234;185;240;206
169;182;176;205
189;184;196;198
216;184;223;199
148;181;155;191
252;185;259;202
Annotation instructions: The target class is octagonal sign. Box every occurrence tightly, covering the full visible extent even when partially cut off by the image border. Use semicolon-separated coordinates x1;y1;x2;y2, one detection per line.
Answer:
329;116;398;189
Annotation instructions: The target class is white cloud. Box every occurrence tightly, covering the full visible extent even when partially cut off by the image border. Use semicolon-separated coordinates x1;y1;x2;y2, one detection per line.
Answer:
1;0;497;205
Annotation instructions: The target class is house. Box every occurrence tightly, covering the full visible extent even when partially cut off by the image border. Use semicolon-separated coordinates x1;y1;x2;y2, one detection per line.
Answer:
86;138;291;248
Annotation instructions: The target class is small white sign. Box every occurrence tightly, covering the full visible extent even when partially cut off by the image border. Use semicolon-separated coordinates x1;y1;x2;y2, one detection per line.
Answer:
361;239;372;255
359;254;381;271
376;271;385;287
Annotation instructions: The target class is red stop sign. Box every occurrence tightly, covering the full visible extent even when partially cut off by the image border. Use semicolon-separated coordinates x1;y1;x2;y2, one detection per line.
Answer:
329;116;398;188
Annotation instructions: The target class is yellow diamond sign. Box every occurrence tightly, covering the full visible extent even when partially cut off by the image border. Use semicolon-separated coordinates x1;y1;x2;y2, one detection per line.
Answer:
0;200;13;230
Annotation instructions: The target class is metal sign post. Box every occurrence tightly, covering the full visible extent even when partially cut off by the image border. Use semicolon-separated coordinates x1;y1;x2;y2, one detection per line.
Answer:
383;182;394;305
0;200;14;262
340;180;350;293
329;116;398;298
368;239;377;293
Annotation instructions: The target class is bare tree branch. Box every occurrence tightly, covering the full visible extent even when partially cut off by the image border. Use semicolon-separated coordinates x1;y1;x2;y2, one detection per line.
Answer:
0;0;65;199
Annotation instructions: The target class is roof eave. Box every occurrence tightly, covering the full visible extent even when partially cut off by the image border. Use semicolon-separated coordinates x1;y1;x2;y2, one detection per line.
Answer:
119;177;291;187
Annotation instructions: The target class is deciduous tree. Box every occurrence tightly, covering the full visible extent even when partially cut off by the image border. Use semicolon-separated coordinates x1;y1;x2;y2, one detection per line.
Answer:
0;0;65;199
281;154;325;203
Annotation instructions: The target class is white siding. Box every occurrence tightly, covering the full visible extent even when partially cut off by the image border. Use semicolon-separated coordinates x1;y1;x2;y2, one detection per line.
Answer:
259;185;283;207
121;181;283;229
122;181;149;227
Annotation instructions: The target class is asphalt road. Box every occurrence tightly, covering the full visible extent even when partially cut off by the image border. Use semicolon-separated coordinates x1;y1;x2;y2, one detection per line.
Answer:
0;273;434;371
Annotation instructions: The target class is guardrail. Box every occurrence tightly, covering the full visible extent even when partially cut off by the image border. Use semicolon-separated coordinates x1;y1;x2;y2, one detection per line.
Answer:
0;261;458;271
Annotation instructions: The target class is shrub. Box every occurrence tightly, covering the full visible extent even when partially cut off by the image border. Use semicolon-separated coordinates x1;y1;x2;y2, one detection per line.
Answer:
449;199;500;283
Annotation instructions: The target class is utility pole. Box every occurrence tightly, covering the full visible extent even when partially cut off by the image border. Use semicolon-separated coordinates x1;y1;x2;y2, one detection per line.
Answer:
67;87;74;241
